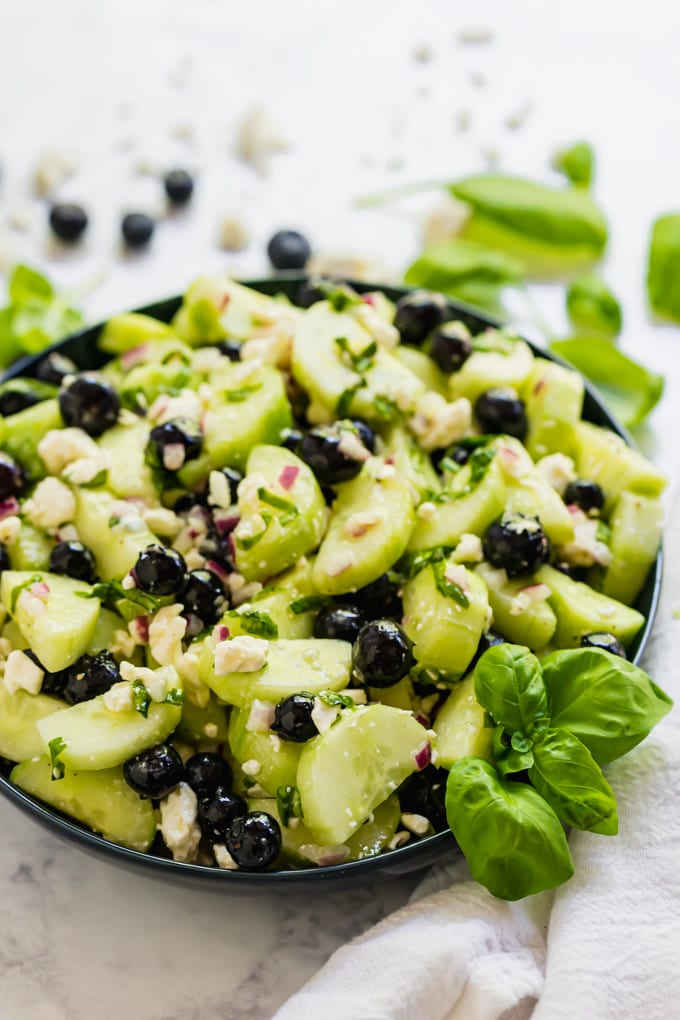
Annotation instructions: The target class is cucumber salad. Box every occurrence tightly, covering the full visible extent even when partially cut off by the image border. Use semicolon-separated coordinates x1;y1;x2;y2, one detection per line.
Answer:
0;275;672;898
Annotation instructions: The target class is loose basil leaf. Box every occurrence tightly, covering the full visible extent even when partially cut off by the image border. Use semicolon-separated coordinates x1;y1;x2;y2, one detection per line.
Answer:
276;785;304;827
552;141;595;188
647;212;680;322
8;264;54;304
474;643;548;734
0;264;84;370
542;648;673;765
565;274;622;338
550;336;663;427
450;174;608;278
445;758;574;900
529;727;618;835
234;609;278;639
404;237;524;316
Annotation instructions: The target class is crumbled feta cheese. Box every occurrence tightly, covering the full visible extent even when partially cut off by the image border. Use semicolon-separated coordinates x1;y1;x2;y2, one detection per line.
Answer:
159;783;201;863
536;453;576;497
401;812;431;836
3;650;44;695
558;514;613;568
213;636;269;676
142;506;182;537
246;699;276;732
102;681;135;713
218;214;251;252
350;303;399;348
149;604;187;667
337;431;371;463
38;428;100;475
32;148;78;196
111;629;136;660
204;723;219;739
416;501;437;522
510;583;552;616
121;573;137;591
241;758;261;777
62;451;112;486
457;24;494;44
387;831;411;850
240;332;292;369
213;844;239;870
408;392;472;452
311;698;341;735
22;477;76;530
55;524;80;543
375;462;396;480
148;389;203;425
175;650;211;708
443;561;471;590
343;511;382;538
235;104;290;176
162;444;187;472
208;471;233;510
119;662;179;701
184;549;207;572
451;533;484;564
0;515;21;546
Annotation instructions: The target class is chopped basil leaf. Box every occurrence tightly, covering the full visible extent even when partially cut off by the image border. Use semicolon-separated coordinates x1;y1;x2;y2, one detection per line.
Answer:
257;487;299;516
10;574;43;613
236;609;278;639
131;679;151;718
163;688;184;706
336;378;366;418
289;594;330;615
224;383;262;402
432;561;470;608
276;785;304;827
80;469;108;490
48;736;67;781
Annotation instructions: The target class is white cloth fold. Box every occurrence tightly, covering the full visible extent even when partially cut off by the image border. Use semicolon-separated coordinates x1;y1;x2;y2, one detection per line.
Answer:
275;499;680;1020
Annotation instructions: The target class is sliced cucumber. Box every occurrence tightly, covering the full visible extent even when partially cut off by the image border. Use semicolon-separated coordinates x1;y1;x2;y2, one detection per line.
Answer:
393;346;449;397
74;489;157;580
602;492;663;605
7;523;53;572
312;462;415;596
11;757;156;851
475;561;557;649
0;685;69;762
2;398;63;481
98;420;158;501
573;422;667;512
229;707;301;796
99;312;175;354
297;704;428;845
381;423;442;500
172;275;296;345
200;638;352;707
87;608;126;655
0;571;100;673
536;564;645;649
174;694;230;745
522;359;584;461
495;437;575;545
450;337;534;403
432;674;494;769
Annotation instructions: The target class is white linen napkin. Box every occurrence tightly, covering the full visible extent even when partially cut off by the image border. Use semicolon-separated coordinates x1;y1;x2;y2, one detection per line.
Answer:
275;501;680;1020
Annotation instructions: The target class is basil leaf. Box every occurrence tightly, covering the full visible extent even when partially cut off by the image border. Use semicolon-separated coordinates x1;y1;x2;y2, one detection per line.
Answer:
647;212;680;321
131;679;151;718
404;237;524;315
496;745;535;777
529;727;618;835
542;648;673;764
276;785;304;827
234;609;278;639
445;758;574;899
289;594;330;615
566;274;622;338
48;736;67;781
552;141;595;188
450;174;608;278
9;265;54;303
474;643;548;734
549;336;663;427
432;561;469;608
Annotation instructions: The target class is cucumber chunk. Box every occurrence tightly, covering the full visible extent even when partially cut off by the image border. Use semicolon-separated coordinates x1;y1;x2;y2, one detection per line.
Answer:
450;336;534;403
0;685;68;762
393;346;449;397
475;561;557;649
381;423;442;500
535;564;645;649
229;707;301;796
522;360;584;461
11;757;156;852
297;704;428;845
98;420;157;501
573;422;666;513
0;571;101;673
601;492;663;605
87;608;127;655
1;398;63;481
172;275;298;345
312;462;415;596
174;694;230;745
200;638;352;707
432;674;494;769
234;446;327;582
99;313;175;354
37;678;182;770
74;489;157;580
402;563;490;677
494;437;575;545
7;523;53;571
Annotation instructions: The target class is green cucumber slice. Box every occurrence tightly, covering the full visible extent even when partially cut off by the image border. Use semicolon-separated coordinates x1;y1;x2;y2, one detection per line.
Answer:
7;523;53;572
98;420;158;501
475;561;557;649
74;489;157;580
229;707;301;796
522;359;584;461
573;422;666;513
432;674;494;769
536;564;645;649
601;492;663;605
0;685;69;762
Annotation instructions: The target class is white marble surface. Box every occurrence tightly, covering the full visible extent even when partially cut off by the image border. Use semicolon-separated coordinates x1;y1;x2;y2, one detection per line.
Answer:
1;1;679;1017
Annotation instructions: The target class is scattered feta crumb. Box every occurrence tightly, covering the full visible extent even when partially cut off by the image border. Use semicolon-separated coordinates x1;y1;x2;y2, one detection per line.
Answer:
412;41;433;62
387;831;411;850
504;102;533;131
240;331;293;369
443;561;471;591
457;24;494;44
417;501;437;522
213;844;239;870
149;604;187;667
3;650;44;695
207;471;233;510
159;783;201;863
246;699;276;732
311;698;341;735
408;392;472;451
102;681;135;713
536;453;576;497
557;515;612;568
32;148;78;197
453;108;472;133
7;204;36;232
401;812;431;836
218;215;251;252
451;533;483;564
510;583;552;616
204;723;219;739
62;451;111;486
0;515;21;546
121;573;137;591
213;636;269;676
234;104;290;176
38;428;100;476
111;629;136;660
23;477;76;530
350;303;399;348
241;759;261;777
343;510;382;538
141;506;182;538
337;430;371;463
119;661;179;701
148;389;203;425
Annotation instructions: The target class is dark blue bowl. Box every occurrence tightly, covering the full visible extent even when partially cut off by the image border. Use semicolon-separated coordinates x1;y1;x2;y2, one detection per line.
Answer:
0;275;663;889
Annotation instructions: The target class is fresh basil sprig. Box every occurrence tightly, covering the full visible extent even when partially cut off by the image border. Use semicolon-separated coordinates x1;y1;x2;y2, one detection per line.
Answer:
0;264;84;370
552;141;595;188
405;237;524;316
529;728;618;835
565;274;622;339
647;212;680;322
474;644;547;735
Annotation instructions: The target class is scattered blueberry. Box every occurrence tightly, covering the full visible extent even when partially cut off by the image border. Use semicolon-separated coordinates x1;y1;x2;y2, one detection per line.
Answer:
475;388;527;440
0;389;42;418
0;452;25;500
394;290;451;347
216;339;242;361
123;743;186;799
49;202;88;243
0;544;9;573
270;693;318;743
427;321;473;374
59;375;120;437
197;788;247;843
483;512;550;578
267;229;311;270
564;479;605;514
297;424;366;486
49;541;97;583
226;811;282;869
179;569;227;626
121;212;154;248
134;545;186;596
580;632;627;658
350;574;402;621
63;651;121;705
35;351;78;386
185;752;233;799
164;168;194;205
146;418;203;472
313;604;365;644
352;620;415;688
398;764;449;830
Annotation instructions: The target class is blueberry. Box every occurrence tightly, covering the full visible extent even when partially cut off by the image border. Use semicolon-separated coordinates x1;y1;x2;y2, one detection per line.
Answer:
49;541;97;583
270;694;318;743
216;339;242;362
173;492;210;514
394;290;451;347
185;752;233;799
352;620;415;688
564;479;605;514
313;604;365;644
483;513;550;578
554;561;589;583
580;632;627;658
267;229;312;270
212;467;242;505
179;569;227;626
134;545;186;596
427;321;473;374
121;212;154;248
295;275;337;308
0;453;25;500
123;744;186;799
475;388;527;440
59;375;121;437
350;419;377;453
164;169;194;205
398;764;448;830
49;202;88;243
297;424;367;486
225;811;282;869
350;574;402;621
0;544;10;573
197;788;247;843
468;629;507;672
63;651;120;704
35;351;78;386
146;418;203;472
280;427;304;452
0;389;41;418
21;650;67;696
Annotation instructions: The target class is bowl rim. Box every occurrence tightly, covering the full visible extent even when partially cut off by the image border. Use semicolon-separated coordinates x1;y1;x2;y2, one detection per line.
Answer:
0;274;664;886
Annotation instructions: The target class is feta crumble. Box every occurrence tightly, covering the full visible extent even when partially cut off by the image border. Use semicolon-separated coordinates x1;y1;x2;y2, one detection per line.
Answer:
159;783;201;863
213;636;269;676
451;533;484;564
213;844;239;870
148;604;187;667
3;650;44;695
22;477;76;531
408;392;472;451
38;428;99;475
102;681;135;713
0;515;22;546
536;453;576;497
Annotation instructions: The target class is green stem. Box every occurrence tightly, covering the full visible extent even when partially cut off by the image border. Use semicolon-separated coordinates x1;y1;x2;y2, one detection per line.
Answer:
354;178;452;208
